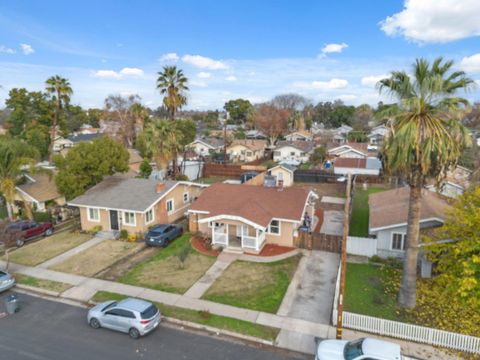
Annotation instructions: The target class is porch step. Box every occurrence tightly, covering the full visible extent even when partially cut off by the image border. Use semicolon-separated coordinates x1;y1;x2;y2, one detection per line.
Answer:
223;246;244;255
96;230;120;240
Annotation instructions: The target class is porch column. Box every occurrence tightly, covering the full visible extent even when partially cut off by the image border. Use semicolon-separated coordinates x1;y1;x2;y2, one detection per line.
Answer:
255;228;259;251
212;224;216;244
225;224;229;247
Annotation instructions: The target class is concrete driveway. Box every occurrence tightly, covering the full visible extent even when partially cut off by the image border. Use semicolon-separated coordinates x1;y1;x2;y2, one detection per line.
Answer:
278;250;340;325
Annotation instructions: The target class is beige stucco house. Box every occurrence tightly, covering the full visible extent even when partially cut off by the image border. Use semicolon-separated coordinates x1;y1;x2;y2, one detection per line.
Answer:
267;164;296;187
226;140;267;163
188;183;317;253
69;176;208;234
15;174;66;212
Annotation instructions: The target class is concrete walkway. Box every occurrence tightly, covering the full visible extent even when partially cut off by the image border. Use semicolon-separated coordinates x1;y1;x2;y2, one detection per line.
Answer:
184;252;239;299
37;235;107;269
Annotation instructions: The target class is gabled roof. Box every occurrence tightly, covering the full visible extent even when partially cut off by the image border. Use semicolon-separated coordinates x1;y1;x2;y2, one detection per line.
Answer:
189;183;313;228
16;174;62;202
190;137;225;149
270;164;297;174
333;158;366;169
275;140;315;153
285;130;313;139
228;139;267;151
67;133;103;143
128;149;143;164
369;187;450;231
69;176;207;212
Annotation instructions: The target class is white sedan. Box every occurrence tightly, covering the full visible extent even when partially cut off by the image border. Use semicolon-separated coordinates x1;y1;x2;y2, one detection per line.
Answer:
315;337;402;360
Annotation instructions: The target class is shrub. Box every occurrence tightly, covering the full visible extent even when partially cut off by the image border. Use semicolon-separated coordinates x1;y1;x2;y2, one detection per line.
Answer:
127;233;137;242
175;174;189;181
90;225;102;235
176;243;191;269
119;229;129;240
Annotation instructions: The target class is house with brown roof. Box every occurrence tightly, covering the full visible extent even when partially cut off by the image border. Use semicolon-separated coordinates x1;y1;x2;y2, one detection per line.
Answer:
226;139;267;163
368;187;450;258
15;174;66;212
188;183;317;253
68;176;208;234
273;141;315;165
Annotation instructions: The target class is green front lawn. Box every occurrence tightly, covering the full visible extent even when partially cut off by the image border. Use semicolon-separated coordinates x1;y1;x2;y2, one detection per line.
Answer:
349;186;385;237
202;255;301;313
14;273;72;293
119;234;216;294
345;262;402;321
91;291;280;341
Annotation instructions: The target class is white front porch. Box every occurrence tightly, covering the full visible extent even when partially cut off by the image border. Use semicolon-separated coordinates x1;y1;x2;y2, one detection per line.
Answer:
211;223;266;252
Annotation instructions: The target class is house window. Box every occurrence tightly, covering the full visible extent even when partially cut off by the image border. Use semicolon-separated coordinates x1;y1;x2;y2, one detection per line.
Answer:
123;212;136;226
166;199;174;213
268;219;280;234
208;222;221;228
183;192;189;203
241;150;246;155
87;208;100;222
246;151;253;157
145;208;154;224
290;152;295;156
392;233;406;251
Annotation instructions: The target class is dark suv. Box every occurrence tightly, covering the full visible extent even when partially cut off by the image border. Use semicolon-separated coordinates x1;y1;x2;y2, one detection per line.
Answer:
6;220;54;247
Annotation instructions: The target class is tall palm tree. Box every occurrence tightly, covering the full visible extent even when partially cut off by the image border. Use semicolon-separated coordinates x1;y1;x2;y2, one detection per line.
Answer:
156;66;188;177
156;66;189;120
0;139;39;220
45;75;73;163
143;119;183;177
378;57;474;308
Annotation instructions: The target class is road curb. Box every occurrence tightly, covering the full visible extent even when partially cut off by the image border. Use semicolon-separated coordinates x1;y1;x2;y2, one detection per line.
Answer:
15;284;62;298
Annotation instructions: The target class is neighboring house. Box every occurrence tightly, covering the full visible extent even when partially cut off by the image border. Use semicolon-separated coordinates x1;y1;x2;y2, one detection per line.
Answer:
53;136;74;152
227;140;267;163
284;130;313;142
187;138;224;157
268;164;296;187
426;165;472;198
328;143;372;159
333;157;381;176
310;122;325;135
67;132;103;144
332;124;353;143
15;174;66;212
367;124;389;145
69;176;208;233
126;149;144;177
273;141;315;165
188;183;317;253
368;187;450;258
78;124;101;135
245;129;267;139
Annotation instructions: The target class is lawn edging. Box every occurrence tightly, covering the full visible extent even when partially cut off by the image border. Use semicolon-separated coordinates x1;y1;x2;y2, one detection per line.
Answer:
15;284;61;297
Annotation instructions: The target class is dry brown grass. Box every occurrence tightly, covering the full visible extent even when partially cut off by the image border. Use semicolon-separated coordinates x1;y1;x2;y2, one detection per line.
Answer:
7;232;92;266
49;240;143;277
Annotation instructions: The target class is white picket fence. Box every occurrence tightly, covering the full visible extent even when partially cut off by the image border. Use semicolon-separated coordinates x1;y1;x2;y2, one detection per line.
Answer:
347;236;377;257
331;261;480;354
342;312;480;354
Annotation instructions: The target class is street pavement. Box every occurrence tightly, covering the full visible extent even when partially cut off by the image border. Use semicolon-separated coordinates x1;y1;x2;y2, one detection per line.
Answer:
0;292;307;360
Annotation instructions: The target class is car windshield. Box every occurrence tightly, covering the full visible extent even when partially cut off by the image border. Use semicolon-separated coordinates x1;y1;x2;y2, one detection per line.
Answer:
344;339;364;360
101;301;117;312
151;227;166;234
141;304;158;319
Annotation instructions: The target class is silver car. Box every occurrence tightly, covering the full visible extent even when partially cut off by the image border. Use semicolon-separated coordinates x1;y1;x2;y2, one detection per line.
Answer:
0;271;15;292
87;298;161;339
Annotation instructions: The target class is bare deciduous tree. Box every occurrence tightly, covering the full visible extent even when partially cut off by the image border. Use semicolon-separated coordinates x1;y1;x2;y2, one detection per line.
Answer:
104;94;143;148
253;104;290;146
270;93;311;111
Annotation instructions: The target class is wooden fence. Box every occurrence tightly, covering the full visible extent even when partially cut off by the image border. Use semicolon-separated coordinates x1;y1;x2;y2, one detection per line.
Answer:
203;163;266;178
295;232;342;253
294;169;342;183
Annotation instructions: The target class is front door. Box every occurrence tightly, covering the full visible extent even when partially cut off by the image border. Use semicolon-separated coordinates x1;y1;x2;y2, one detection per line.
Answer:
110;210;119;230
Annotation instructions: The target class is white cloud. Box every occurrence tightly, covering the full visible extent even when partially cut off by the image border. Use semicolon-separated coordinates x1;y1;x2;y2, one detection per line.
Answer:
338;94;357;101
182;54;228;70
0;45;15;54
190;80;208;88
225;75;237;81
361;74;389;87
93;70;123;79
321;42;348;54
460;54;480;73
20;43;35;55
293;78;349;90
120;67;144;76
380;0;480;43
197;72;211;79
159;52;179;62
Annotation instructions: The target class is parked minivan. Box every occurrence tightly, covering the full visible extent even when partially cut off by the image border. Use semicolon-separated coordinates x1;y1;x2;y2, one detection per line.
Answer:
87;298;161;339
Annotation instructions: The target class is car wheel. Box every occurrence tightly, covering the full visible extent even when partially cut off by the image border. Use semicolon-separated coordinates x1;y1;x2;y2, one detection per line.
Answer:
129;327;140;339
89;318;101;329
44;228;53;236
16;238;25;247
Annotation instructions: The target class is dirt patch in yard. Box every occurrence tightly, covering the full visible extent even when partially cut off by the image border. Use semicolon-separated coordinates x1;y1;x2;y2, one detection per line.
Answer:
49;240;143;277
96;246;160;281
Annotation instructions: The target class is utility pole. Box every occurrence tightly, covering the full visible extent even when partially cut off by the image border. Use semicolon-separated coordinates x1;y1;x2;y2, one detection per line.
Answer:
223;119;227;166
336;173;352;339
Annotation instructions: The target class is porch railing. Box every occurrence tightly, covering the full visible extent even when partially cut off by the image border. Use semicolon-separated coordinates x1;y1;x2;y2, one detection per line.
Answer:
213;228;228;246
242;235;257;249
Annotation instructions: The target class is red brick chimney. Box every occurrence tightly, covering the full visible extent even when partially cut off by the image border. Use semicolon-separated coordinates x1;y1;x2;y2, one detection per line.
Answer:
156;182;165;193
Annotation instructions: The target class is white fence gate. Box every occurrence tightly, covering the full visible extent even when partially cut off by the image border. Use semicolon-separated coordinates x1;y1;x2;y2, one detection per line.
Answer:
347;236;377;257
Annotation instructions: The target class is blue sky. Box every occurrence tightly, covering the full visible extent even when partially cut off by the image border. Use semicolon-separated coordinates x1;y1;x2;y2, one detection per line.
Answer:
0;0;479;110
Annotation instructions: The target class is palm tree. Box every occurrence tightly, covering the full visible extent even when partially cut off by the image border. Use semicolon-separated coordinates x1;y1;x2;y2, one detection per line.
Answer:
156;66;189;177
378;57;474;308
143;119;183;177
45;75;73;163
0;139;39;220
156;66;189;120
